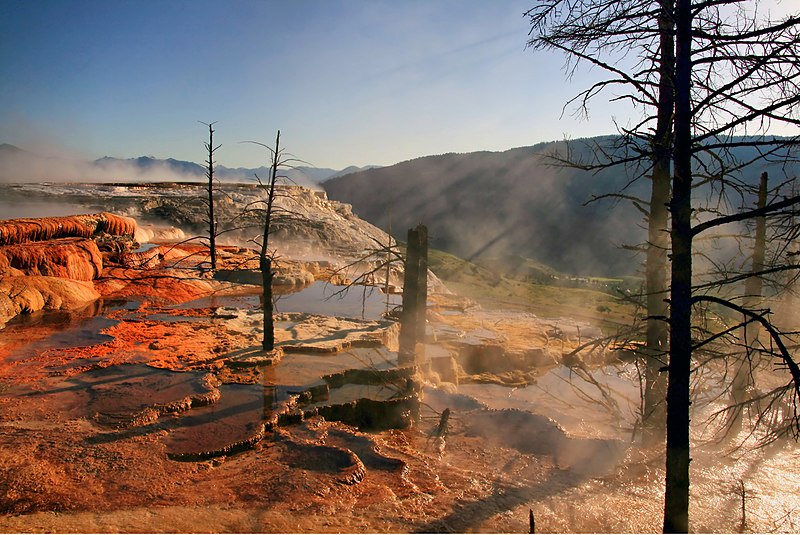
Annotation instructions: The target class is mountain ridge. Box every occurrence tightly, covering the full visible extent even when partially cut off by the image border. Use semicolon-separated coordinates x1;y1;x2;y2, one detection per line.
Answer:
0;143;379;186
323;136;799;277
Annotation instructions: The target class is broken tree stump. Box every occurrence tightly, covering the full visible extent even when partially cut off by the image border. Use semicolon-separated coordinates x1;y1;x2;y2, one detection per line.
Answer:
399;224;428;365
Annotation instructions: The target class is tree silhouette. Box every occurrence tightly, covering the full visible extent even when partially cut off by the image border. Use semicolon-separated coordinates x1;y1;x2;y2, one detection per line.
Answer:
528;0;800;531
199;121;221;271
244;130;303;351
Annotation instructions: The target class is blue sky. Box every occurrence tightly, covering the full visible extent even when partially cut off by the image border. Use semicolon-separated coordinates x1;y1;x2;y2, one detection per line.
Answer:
0;0;725;169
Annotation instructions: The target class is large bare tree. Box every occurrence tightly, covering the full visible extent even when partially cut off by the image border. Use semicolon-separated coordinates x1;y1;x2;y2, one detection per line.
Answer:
528;0;800;531
527;0;673;435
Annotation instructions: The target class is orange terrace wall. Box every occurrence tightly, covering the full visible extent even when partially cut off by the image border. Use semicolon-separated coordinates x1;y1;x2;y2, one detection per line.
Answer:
0;212;137;246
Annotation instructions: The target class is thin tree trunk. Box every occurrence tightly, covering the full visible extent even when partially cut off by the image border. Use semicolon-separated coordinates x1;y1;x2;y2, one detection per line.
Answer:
399;227;421;365
262;257;274;351
730;172;769;428
664;0;693;531
260;130;280;352
743;172;768;343
644;0;675;437
204;121;219;271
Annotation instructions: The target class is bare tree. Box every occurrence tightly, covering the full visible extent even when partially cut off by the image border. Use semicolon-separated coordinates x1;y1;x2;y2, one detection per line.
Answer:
244;130;302;351
665;3;800;530
527;0;673;435
528;0;800;531
199;121;222;271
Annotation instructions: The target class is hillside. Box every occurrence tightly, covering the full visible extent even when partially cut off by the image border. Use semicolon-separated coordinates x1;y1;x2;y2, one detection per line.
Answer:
324;141;646;277
427;248;633;331
323;137;799;277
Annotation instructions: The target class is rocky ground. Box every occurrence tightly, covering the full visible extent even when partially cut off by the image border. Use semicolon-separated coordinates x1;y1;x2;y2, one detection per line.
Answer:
1;185;798;533
0;188;634;533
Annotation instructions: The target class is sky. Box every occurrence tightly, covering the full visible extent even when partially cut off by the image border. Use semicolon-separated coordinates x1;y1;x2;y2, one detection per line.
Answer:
0;0;795;171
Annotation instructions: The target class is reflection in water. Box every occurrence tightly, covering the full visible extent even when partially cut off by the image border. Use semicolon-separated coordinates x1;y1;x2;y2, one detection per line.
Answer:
3;312;117;361
171;281;400;320
275;281;400;320
262;347;397;391
16;364;213;426
459;363;641;438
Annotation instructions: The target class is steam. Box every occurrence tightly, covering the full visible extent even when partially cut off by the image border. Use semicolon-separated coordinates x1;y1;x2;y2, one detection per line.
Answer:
0;142;327;188
324;144;648;279
0;144;204;184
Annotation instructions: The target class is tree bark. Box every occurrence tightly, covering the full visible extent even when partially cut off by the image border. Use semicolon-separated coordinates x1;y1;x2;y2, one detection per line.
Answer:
730;172;769;428
644;0;675;437
260;130;280;352
664;0;693;531
743;172;768;344
203;121;218;271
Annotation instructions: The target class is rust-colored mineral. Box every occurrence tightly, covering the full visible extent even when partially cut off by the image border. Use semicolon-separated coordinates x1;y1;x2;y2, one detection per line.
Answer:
0;212;137;246
0;238;103;281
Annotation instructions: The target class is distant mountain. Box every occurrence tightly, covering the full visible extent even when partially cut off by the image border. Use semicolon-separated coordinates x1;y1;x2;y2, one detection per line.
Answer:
93;156;381;186
326;165;383;180
94;156;207;178
0;144;377;186
215;164;337;187
0;143;27;156
323;137;799;277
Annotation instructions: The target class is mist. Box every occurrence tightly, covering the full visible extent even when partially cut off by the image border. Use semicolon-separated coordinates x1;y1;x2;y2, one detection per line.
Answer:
0;142;328;189
0;143;203;184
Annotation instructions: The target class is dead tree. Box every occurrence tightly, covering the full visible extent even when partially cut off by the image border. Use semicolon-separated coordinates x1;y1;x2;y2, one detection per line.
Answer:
665;4;800;531
727;172;769;432
529;0;800;531
399;224;428;365
243;130;303;351
199;121;222;271
527;0;673;435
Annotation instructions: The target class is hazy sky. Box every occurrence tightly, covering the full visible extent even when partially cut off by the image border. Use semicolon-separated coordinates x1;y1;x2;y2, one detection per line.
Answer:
0;0;793;170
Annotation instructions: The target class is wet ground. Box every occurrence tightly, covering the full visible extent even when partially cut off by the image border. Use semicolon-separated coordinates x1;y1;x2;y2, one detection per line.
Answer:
1;282;800;533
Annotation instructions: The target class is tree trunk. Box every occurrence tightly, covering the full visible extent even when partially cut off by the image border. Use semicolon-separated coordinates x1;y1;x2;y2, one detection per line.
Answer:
262;257;274;351
730;172;769;429
643;0;675;437
664;0;693;531
415;225;428;362
260;130;280;352
208;190;216;271
743;172;768;344
399;227;421;365
204;121;218;271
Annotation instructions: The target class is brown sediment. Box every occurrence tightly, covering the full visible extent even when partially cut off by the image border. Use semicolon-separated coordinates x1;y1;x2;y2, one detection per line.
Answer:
95;267;229;306
0;210;647;532
275;430;367;485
